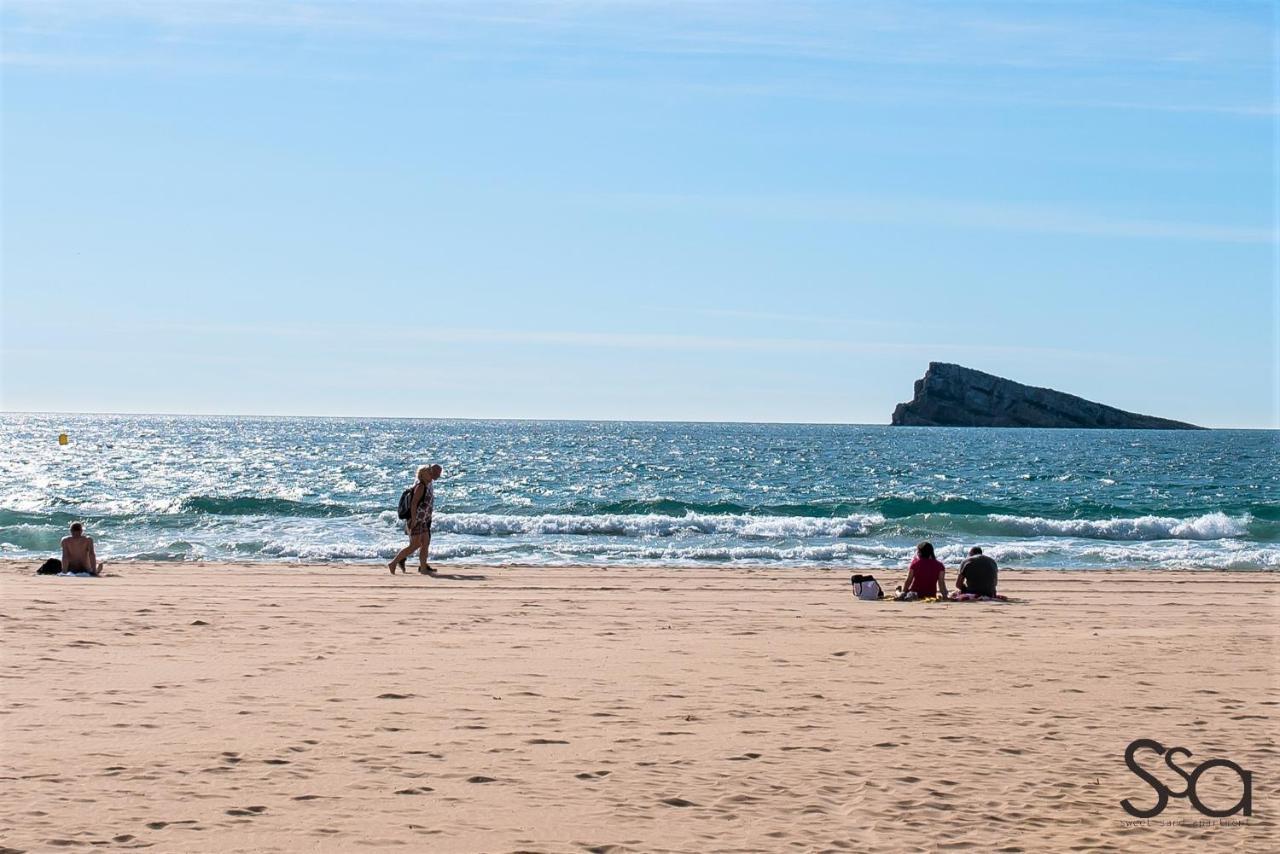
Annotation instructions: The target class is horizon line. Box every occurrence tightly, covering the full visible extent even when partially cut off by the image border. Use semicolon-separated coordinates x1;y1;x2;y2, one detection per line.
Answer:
1;409;1270;431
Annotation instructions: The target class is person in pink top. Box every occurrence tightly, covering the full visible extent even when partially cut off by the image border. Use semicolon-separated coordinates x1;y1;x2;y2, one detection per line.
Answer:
896;541;949;600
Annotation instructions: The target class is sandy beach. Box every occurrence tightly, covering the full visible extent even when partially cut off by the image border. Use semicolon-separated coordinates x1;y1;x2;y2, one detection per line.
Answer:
1;562;1275;853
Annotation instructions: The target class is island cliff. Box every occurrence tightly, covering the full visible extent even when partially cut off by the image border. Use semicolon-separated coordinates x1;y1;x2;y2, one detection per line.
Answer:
891;363;1202;429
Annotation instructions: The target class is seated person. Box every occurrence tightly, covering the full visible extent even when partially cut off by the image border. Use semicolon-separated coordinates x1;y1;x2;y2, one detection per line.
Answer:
61;522;102;576
956;546;998;597
897;541;948;600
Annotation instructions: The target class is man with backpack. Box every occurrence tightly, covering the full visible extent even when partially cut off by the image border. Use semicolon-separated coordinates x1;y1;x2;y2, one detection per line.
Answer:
389;464;443;575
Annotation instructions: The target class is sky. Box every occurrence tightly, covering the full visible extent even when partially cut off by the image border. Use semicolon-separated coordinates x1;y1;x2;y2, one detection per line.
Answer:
1;0;1275;427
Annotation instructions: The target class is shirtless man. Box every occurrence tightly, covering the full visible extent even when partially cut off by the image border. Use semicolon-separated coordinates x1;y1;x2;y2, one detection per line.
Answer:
61;522;103;575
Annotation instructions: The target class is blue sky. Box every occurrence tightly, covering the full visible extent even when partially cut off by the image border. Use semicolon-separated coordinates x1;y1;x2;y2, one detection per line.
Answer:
2;0;1275;426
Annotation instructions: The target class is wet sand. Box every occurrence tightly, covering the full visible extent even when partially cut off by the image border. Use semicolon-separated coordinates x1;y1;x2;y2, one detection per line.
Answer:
1;562;1276;852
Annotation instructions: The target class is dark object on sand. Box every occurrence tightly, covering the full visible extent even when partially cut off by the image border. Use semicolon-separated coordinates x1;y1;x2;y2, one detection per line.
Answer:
37;558;62;575
891;363;1202;429
850;574;884;600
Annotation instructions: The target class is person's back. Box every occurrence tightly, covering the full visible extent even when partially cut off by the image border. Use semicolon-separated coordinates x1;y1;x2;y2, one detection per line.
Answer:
896;542;948;600
906;554;945;596
957;548;998;597
61;522;101;575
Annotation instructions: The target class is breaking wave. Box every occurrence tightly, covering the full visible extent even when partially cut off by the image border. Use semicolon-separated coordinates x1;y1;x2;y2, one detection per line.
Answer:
418;510;1268;543
180;496;358;518
431;511;883;539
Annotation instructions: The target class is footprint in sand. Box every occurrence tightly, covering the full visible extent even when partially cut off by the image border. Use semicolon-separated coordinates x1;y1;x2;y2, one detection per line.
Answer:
225;806;267;817
377;693;413;700
659;797;697;807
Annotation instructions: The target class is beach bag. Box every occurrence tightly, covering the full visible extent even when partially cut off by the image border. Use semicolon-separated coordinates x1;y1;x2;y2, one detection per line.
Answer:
37;558;62;575
850;574;883;600
397;486;416;520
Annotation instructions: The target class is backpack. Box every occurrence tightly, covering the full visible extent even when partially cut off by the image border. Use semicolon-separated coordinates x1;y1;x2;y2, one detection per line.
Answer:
397;486;416;520
850;574;883;600
37;558;63;575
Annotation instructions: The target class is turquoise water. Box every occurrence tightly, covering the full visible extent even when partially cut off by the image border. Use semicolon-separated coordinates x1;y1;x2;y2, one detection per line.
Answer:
1;415;1275;570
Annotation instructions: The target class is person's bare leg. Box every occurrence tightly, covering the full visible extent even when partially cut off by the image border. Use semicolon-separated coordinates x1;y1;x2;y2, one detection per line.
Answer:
389;536;419;573
418;531;434;574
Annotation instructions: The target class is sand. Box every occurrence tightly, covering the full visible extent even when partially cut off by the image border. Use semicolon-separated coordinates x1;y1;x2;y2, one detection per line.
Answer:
1;562;1276;853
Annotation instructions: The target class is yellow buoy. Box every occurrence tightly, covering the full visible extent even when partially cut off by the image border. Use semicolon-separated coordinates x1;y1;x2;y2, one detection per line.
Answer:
58;433;69;445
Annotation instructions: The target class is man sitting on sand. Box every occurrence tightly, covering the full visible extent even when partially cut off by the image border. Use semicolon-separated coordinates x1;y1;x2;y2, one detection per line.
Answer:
956;547;999;597
896;541;948;600
61;522;103;576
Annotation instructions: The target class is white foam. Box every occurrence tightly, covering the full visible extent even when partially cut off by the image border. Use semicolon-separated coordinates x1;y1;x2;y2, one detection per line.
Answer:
983;511;1249;541
429;511;885;539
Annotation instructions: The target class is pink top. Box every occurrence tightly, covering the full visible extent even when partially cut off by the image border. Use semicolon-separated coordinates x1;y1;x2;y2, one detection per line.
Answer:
907;556;945;596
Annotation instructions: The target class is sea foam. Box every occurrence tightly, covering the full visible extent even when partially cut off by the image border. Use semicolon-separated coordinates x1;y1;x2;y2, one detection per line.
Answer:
979;511;1249;541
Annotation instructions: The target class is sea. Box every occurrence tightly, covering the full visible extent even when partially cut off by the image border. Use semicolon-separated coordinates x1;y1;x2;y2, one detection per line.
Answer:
1;414;1276;571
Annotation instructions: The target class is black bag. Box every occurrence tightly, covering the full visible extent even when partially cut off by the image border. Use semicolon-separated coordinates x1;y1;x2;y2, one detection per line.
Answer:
37;558;62;575
397;486;416;520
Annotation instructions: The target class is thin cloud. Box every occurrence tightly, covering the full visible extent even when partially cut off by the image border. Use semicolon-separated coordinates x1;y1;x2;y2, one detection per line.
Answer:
3;0;1269;70
5;1;1270;120
689;308;918;330
592;192;1275;246
69;319;1140;365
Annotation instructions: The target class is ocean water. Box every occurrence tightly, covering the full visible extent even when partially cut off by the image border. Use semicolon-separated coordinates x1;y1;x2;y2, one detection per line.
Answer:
1;415;1276;570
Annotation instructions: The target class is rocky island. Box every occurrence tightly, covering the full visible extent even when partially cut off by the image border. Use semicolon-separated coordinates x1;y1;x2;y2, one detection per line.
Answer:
891;363;1203;429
